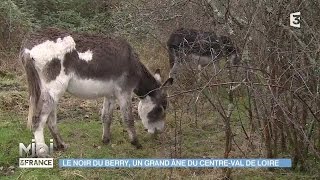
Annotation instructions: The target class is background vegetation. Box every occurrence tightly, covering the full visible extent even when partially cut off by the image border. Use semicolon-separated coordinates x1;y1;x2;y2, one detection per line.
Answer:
1;0;320;179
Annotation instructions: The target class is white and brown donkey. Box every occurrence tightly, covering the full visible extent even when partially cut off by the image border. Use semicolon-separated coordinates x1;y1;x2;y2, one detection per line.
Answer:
20;28;172;157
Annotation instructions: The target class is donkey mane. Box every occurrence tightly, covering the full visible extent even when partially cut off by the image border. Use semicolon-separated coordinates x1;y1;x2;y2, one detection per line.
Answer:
134;63;161;98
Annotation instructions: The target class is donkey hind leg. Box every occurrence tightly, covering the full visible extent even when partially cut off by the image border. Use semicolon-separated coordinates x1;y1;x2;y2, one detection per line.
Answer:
47;105;68;150
101;97;115;144
116;92;142;149
32;92;56;157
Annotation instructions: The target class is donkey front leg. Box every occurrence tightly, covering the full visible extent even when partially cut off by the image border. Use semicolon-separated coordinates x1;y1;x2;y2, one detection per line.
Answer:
101;97;115;144
47;105;68;150
169;62;180;79
117;92;142;149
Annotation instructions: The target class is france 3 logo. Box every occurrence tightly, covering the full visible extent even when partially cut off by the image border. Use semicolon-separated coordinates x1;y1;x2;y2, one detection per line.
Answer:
290;12;301;28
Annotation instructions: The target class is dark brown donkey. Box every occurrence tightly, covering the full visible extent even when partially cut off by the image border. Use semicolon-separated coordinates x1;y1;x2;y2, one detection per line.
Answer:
20;28;172;157
167;28;240;79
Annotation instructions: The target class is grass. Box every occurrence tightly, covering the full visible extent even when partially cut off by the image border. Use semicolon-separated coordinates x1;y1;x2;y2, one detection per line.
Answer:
0;56;319;179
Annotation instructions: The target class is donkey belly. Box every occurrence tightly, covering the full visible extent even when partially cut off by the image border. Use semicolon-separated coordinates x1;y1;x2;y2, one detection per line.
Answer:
189;54;215;66
67;77;117;99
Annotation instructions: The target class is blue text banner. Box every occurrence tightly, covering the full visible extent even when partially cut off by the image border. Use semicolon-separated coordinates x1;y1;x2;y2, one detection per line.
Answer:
59;158;291;168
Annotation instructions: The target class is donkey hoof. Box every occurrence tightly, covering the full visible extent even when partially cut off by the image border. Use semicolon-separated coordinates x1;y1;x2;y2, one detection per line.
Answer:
36;147;50;158
135;144;143;149
102;138;110;144
131;140;142;149
36;153;50;158
55;143;69;151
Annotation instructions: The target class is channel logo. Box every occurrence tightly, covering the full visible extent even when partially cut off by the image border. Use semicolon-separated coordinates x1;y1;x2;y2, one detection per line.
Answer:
18;139;54;168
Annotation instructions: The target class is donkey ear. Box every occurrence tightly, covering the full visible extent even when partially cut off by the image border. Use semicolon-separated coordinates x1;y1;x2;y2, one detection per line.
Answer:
162;77;173;87
154;69;161;82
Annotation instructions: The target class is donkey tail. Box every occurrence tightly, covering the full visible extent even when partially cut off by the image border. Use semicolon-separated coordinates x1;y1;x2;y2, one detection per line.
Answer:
21;50;41;130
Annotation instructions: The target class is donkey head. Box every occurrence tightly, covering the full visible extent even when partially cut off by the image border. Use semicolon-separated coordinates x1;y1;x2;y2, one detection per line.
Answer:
138;69;173;134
